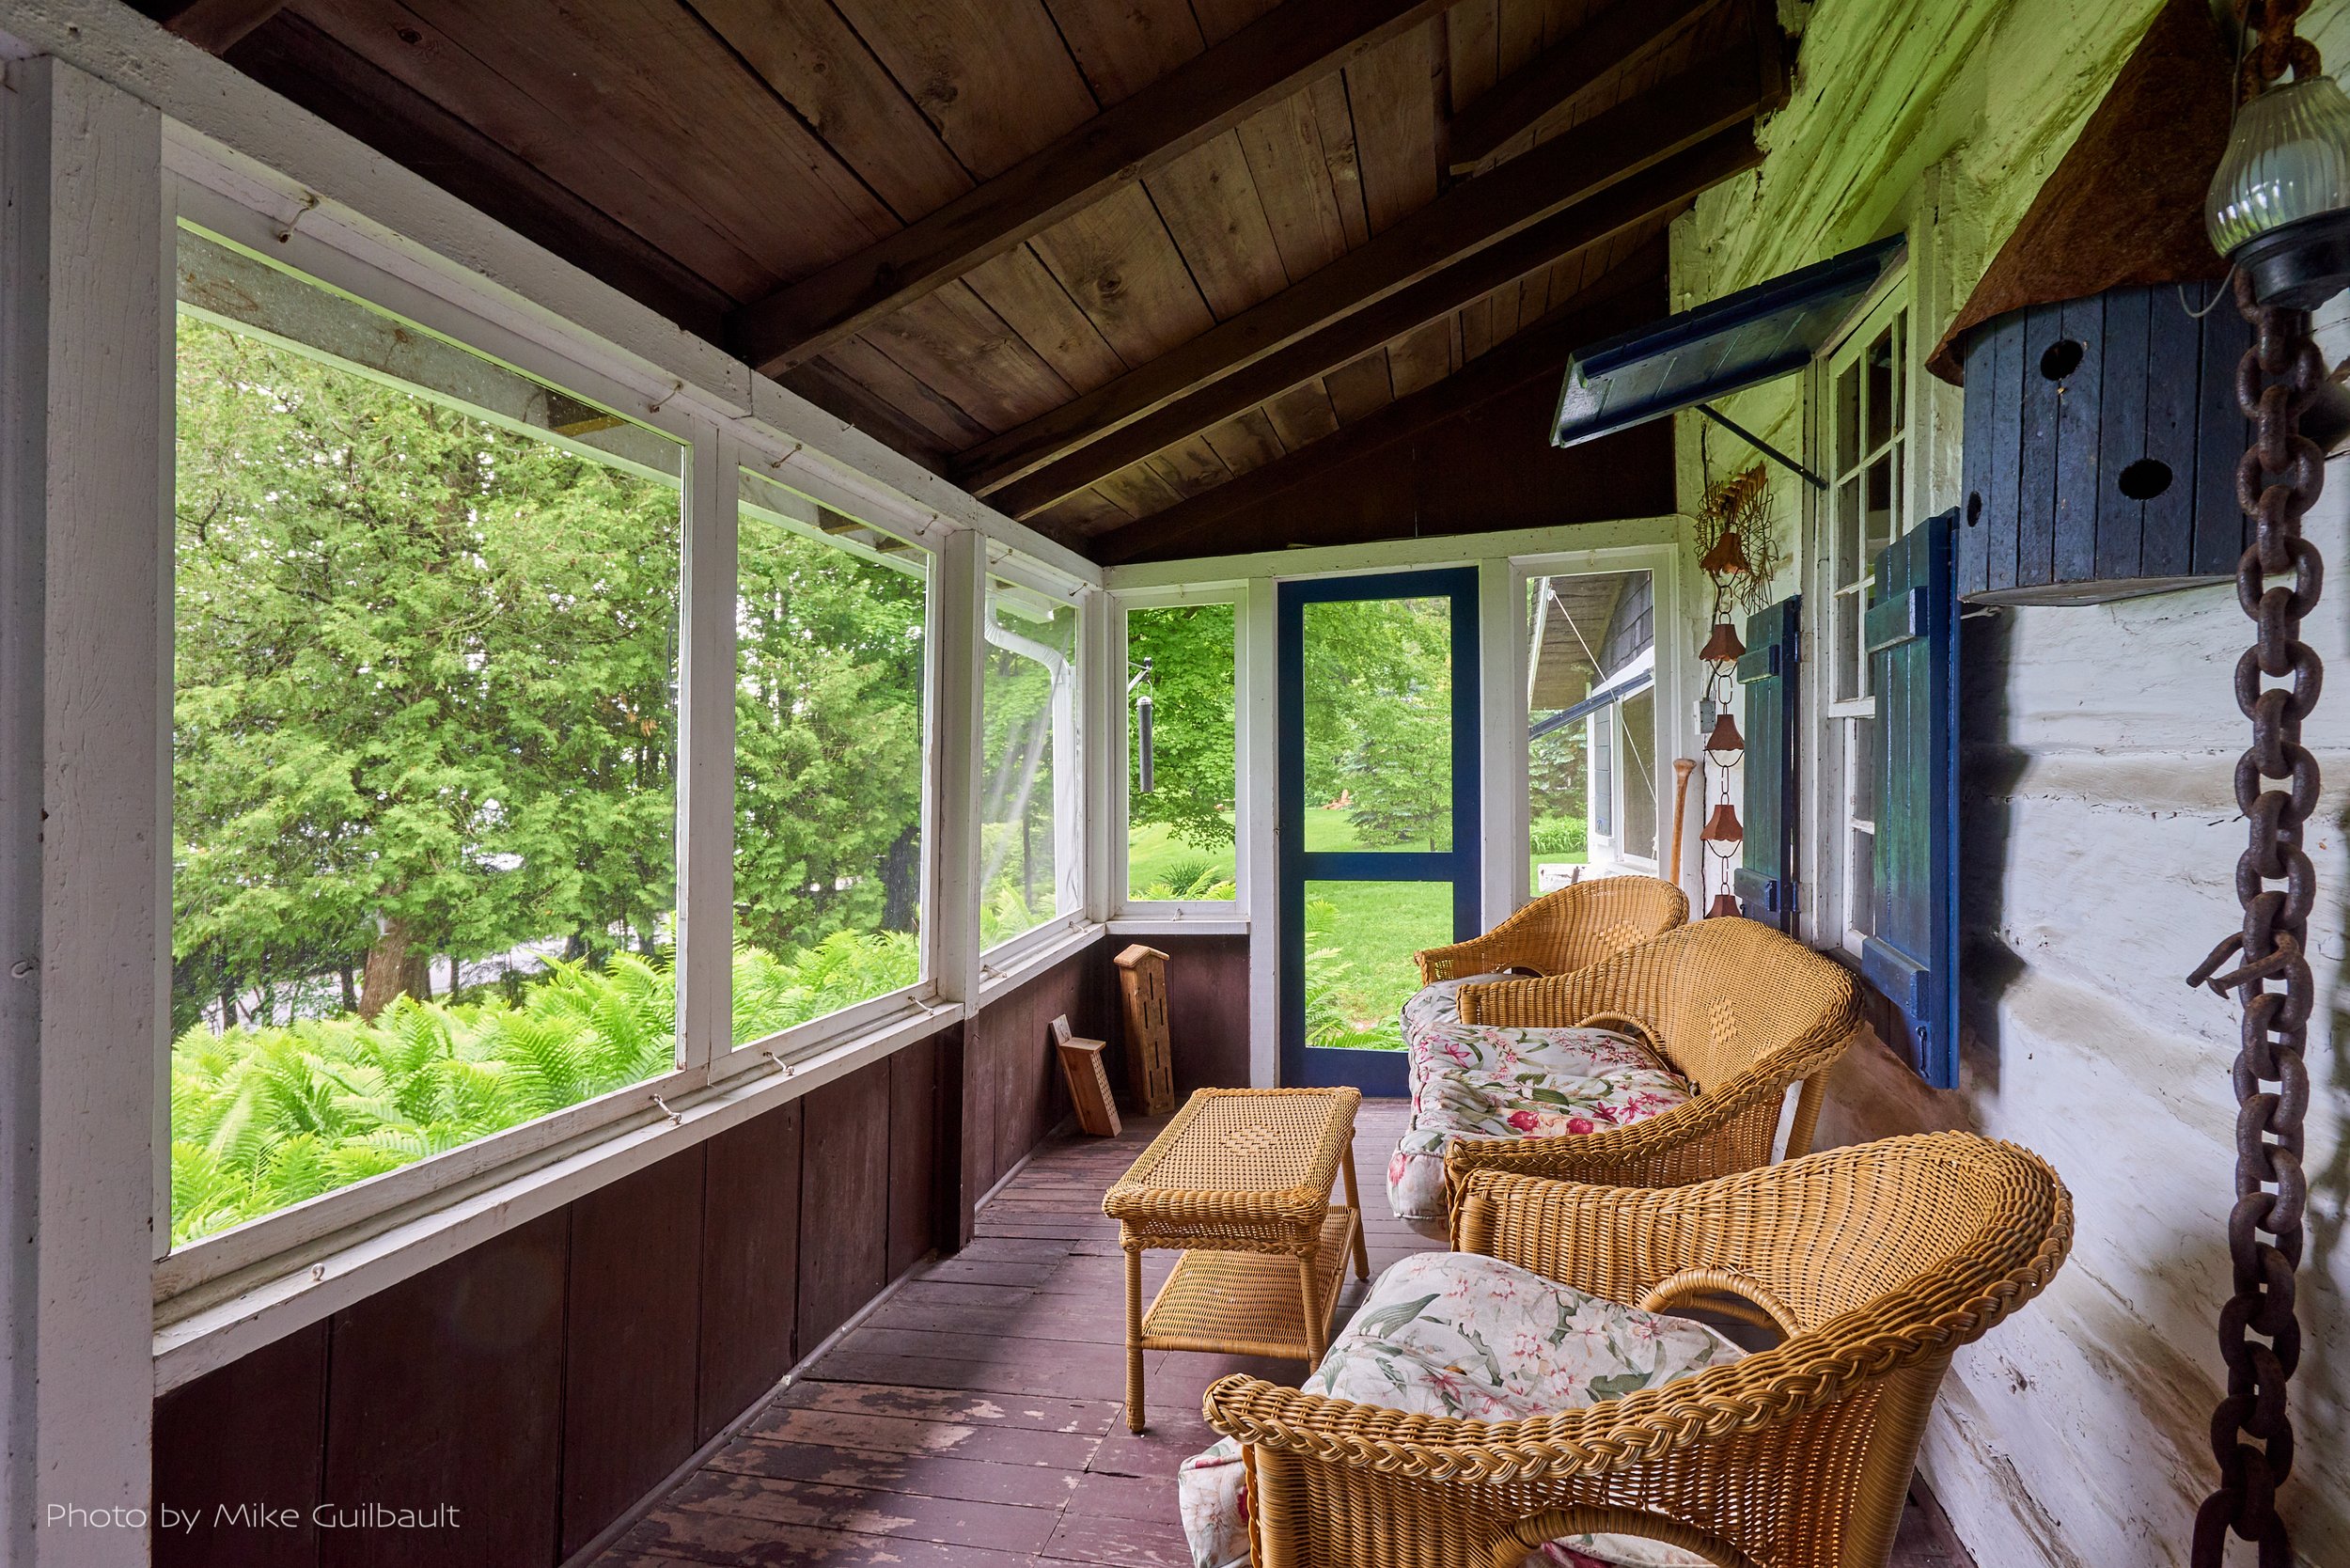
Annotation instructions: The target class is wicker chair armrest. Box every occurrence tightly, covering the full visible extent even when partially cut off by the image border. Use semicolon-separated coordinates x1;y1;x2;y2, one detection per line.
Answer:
1441;1053;1808;1201
1417;931;1523;984
1454;967;1626;1028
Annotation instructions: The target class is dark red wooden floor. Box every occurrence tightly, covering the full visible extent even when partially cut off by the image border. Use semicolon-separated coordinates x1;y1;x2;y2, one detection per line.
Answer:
591;1099;1974;1568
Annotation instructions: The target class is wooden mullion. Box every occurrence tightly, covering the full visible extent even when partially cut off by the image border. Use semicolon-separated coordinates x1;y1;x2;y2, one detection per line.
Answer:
727;0;1455;376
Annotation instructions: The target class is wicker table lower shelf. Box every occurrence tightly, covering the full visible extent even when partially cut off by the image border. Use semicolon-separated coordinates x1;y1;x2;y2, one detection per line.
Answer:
1141;1207;1360;1360
1101;1087;1368;1432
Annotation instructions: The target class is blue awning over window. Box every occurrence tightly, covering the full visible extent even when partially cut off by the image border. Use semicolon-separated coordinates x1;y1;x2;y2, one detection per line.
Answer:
1550;235;1907;448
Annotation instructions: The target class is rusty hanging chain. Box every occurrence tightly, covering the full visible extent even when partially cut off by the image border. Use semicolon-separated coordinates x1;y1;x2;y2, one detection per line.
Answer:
2183;11;2325;1558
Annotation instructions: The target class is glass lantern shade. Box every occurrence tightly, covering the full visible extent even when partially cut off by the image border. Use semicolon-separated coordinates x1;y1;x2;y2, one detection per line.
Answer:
2207;72;2350;306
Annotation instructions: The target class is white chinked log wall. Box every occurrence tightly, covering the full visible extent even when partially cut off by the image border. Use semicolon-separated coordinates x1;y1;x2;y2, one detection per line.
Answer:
1669;0;2348;1562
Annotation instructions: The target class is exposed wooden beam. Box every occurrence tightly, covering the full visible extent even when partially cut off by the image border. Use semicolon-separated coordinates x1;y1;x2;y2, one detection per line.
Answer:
161;0;290;55
1448;0;1721;173
954;52;1763;509
1092;247;1665;564
986;126;1759;520
724;0;1452;378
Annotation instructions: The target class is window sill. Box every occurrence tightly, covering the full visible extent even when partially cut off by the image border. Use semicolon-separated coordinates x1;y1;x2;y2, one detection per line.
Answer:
1108;913;1247;937
976;918;1104;1006
151;996;961;1394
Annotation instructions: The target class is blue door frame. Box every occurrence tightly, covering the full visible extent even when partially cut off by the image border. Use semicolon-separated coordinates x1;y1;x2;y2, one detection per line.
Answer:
1277;569;1481;1095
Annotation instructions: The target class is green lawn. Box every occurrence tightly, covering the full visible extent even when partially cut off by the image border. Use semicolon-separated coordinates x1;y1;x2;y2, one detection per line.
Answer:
1127;809;1590;1049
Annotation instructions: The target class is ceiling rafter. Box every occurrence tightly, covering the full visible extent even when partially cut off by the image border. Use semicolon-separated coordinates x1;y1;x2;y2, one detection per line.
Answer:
160;0;289;54
1092;245;1668;564
985;126;1761;520
952;49;1770;511
1448;0;1725;173
723;0;1454;378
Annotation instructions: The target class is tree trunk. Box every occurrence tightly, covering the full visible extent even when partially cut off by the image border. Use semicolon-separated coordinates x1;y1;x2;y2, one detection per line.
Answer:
338;964;357;1012
880;824;919;933
402;949;433;1002
219;988;238;1029
358;915;415;1019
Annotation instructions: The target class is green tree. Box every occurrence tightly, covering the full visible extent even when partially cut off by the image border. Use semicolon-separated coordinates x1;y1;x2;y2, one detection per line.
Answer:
1126;603;1235;850
732;517;927;961
173;317;681;1027
1300;598;1454;848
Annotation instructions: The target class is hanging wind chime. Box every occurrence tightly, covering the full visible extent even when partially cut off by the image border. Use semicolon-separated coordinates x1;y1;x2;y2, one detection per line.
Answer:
1693;465;1774;918
2181;2;2337;1561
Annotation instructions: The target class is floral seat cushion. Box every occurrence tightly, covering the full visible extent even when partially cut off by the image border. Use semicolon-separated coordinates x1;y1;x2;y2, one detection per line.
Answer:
1387;980;1692;1234
1178;1250;1745;1568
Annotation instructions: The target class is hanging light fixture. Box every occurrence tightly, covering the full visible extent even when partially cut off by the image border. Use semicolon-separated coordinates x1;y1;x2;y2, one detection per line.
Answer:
2207;46;2350;305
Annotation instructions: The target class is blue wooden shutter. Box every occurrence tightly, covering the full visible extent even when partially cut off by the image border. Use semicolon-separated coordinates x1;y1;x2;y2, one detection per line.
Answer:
1863;509;1961;1089
1732;596;1800;931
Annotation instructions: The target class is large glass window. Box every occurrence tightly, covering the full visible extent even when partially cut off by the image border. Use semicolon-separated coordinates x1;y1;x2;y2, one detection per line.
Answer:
170;227;684;1246
1822;293;1911;954
981;578;1080;947
1124;603;1236;902
732;474;928;1046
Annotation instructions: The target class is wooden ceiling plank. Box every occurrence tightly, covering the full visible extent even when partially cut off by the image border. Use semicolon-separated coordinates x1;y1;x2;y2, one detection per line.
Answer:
813;337;994;450
228;14;734;333
781;354;959;468
1307;71;1373;250
1461;295;1496;362
684;0;973;222
362;0;897;282
1144;132;1292;318
1454;0;1718;172
1143;434;1234;498
1095;461;1186;519
1042;0;1206;106
1199;409;1287;477
1386;317;1453;398
164;0;290;54
296;0;782;301
962;245;1128;395
829;0;1099;177
861;284;1077;432
1446;0;1500;114
1323;350;1395;425
1233;91;1352;282
1342;19;1441;236
1027;486;1136;541
964;110;1761;515
1263;381;1340;450
728;0;1452;376
1189;0;1282;46
1093;243;1662;561
1496;0;1548;79
1028;183;1217;366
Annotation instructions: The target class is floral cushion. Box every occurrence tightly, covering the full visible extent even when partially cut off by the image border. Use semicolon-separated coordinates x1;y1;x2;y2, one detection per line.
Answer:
1387;980;1691;1235
1178;1250;1745;1568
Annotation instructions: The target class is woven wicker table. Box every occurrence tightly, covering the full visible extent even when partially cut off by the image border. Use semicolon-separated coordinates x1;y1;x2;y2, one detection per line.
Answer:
1101;1087;1369;1433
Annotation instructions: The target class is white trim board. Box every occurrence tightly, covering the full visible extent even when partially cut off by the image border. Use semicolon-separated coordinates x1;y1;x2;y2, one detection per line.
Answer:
1103;516;1684;588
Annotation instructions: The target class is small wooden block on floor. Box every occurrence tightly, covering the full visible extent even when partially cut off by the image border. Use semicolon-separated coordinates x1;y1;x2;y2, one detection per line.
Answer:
1053;1014;1121;1137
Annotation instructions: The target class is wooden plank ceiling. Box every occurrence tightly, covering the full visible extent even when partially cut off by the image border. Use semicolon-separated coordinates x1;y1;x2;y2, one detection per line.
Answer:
154;0;1786;560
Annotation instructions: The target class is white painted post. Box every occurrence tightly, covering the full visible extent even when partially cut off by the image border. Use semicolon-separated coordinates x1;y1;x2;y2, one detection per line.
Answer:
930;530;985;1007
1238;581;1279;1086
1082;587;1118;925
0;54;164;1568
1478;559;1523;931
675;427;737;1071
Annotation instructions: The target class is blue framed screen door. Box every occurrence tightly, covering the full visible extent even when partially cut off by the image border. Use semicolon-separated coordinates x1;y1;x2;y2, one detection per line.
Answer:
1277;569;1481;1095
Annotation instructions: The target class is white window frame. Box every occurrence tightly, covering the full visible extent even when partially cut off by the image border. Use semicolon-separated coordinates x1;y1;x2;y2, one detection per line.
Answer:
1803;270;1918;956
1110;580;1248;929
977;561;1091;965
133;116;1102;1379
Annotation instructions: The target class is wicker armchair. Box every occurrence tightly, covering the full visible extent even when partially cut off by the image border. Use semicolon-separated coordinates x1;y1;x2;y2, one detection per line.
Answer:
1414;875;1687;985
1444;917;1861;1197
1205;1135;2073;1568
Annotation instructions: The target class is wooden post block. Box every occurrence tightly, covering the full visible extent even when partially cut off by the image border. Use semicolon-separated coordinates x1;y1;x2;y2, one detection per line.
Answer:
1113;945;1178;1116
1052;1015;1120;1137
